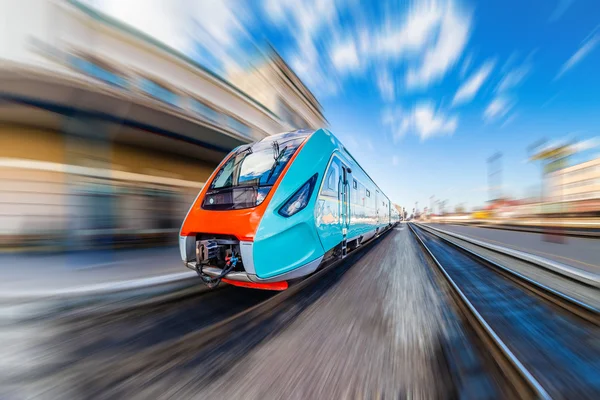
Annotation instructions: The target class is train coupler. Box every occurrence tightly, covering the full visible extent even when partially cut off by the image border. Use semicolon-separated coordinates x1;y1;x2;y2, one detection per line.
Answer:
196;253;239;289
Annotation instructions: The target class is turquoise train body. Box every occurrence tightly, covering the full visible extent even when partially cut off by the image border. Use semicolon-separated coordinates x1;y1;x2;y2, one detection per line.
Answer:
180;128;400;290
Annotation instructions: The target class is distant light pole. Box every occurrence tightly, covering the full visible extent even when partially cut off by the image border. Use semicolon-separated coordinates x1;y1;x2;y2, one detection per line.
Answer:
527;139;547;206
487;152;502;202
430;195;434;216
439;199;448;215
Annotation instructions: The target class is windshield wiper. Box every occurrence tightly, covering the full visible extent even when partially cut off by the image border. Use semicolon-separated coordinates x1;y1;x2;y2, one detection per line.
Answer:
265;145;288;184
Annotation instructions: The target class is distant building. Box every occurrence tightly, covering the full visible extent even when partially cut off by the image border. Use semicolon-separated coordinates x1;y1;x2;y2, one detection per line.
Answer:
227;50;327;132
548;157;600;203
0;0;327;249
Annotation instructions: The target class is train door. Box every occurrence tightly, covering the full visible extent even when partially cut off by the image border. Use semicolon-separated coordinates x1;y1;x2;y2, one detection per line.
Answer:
375;190;380;226
340;164;351;257
315;155;348;258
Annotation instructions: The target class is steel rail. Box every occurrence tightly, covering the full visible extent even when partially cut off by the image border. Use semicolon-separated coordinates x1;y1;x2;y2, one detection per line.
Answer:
409;222;552;400
414;223;599;325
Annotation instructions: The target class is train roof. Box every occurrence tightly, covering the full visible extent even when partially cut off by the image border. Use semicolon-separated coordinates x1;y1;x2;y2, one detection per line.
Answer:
317;128;391;203
255;128;392;203
262;129;316;142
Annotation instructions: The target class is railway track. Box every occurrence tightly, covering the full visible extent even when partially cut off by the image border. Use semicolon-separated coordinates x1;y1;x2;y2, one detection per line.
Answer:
409;223;600;399
421;224;600;294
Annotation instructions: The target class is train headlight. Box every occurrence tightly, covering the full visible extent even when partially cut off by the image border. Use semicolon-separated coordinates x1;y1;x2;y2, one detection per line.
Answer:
278;174;318;217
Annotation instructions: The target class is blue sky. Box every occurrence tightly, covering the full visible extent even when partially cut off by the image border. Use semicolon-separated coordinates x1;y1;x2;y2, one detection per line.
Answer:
91;0;600;212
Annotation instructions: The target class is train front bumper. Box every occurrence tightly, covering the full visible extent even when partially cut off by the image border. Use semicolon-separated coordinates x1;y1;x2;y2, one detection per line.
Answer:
181;235;323;289
184;254;323;282
184;261;289;290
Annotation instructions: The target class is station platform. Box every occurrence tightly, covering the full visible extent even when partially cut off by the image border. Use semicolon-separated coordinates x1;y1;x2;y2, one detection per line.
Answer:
0;246;198;301
427;223;600;275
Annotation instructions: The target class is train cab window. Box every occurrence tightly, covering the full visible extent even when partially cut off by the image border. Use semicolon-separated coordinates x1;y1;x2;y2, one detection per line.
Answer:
321;157;341;197
326;165;339;191
204;135;305;210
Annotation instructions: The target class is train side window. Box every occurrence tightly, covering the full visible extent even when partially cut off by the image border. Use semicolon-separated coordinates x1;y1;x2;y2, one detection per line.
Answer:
358;183;365;206
366;189;370;197
353;179;357;189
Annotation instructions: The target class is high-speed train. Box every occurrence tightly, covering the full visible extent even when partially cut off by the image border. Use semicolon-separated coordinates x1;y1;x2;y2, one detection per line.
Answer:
179;128;400;290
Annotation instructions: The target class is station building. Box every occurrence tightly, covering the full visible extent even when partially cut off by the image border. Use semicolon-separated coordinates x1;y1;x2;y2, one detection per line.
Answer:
0;0;327;249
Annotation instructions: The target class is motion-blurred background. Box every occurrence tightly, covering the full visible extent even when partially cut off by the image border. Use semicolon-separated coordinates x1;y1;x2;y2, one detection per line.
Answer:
1;0;598;253
1;2;599;399
1;0;329;254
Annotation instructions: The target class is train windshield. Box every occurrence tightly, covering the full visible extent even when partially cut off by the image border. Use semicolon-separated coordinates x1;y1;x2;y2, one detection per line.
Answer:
203;135;306;210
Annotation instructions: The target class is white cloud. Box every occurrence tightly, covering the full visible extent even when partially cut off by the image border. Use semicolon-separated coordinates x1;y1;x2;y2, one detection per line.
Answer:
549;0;575;22
383;102;458;141
190;1;245;47
291;44;338;95
190;0;253;72
265;0;472;96
405;2;472;89
572;137;600;152
331;40;361;72
452;60;495;106
371;3;443;59
412;104;458;138
370;0;472;90
494;50;536;96
92;0;473;102
484;52;534;124
459;53;473;78
484;96;514;121
376;69;395;102
264;0;336;35
264;0;339;96
555;33;600;80
392;155;400;166
497;63;532;92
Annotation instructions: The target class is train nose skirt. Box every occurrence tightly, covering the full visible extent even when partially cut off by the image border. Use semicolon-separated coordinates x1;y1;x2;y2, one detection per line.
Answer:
186;262;254;283
184;262;289;290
